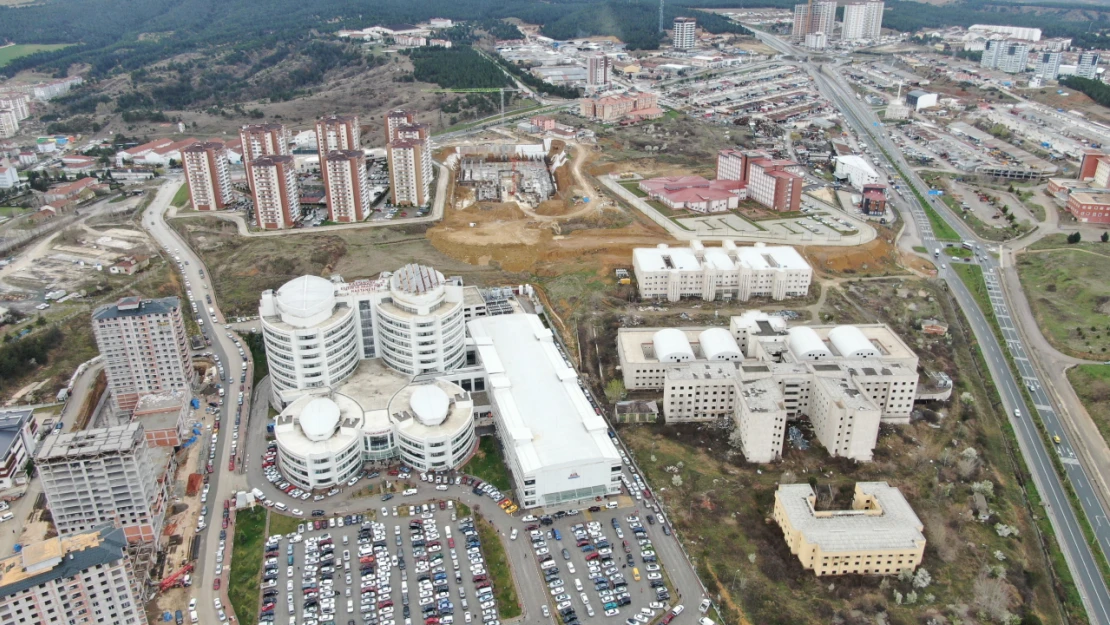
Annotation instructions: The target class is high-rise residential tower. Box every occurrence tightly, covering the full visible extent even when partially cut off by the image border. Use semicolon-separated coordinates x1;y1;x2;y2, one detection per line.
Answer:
325;150;371;222
673;17;696;50
841;1;883;41
250;155;301;229
181;141;232;210
315;114;361;192
388;122;432;207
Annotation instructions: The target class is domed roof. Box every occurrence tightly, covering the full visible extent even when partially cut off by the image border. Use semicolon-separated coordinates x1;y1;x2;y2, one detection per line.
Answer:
787;326;831;360
653;329;694;363
828;325;879;358
300;397;341;441
276;275;336;319
411;385;450;427
699;327;742;361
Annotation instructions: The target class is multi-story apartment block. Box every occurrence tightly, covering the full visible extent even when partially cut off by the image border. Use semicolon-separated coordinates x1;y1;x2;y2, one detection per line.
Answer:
716;149;747;181
1033;52;1063;81
748;157;805;211
92;296;193;414
1066;192;1110;224
632;242;813;303
841;1;884;41
388;123;432;207
0;92;31;121
587;54;612;87
239;123;288;163
792;0;837;39
969;24;1041;42
0;526;147;625
386;109;415;143
617;311;920;462
0;109;18;139
250;155;301;229
773;482;926;576
36;422;170;582
0;409;38;489
316;114;361;192
325;150;370;222
673;17;696;50
1077;52;1101;80
981;40;1030;74
578;92;662;122
181;141;232;210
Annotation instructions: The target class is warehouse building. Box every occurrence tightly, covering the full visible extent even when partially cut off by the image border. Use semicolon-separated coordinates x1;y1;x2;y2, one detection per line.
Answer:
834;155;881;189
773;482;926;576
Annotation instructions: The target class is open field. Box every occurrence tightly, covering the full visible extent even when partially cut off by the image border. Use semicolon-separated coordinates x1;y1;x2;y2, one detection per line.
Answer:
0;44;71;67
619;277;1070;625
462;436;513;492
1067;365;1110;453
1016;248;1110;359
171;184;190;208
267;512;301;537
475;513;521;619
170;217;512;317
229;506;267;625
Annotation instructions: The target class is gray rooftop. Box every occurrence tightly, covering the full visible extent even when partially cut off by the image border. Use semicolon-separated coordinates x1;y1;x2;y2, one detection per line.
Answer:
776;482;925;553
0;409;32;460
92;296;180;322
0;525;127;599
36;422;144;461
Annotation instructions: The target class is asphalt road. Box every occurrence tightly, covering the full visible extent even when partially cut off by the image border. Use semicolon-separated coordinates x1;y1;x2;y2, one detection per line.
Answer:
749;30;1110;623
142;177;254;625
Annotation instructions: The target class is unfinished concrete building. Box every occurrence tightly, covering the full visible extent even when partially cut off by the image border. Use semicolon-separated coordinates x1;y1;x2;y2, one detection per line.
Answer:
456;156;556;205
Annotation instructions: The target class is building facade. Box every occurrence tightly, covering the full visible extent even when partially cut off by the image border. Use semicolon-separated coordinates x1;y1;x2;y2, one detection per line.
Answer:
1077;52;1101;80
388;122;432;207
92;297;193;414
578;92;661;122
1066;192;1110;224
386;110;415;143
239;123;288;163
316;114;361;192
0;109;18;139
0;526;147;625
981;40;1030;74
633;242;813;303
834;155;881;189
181;142;232;211
325;150;370;222
250;155;301;230
587;54;612;87
748;158;804;211
673;17;696;50
792;0;837;39
0;409;37;490
1033;52;1063;81
841;1;884;41
773;482;926;576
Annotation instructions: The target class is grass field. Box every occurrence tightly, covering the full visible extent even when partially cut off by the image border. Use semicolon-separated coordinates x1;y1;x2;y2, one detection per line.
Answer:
268;512;301;537
228;506;267;625
0;44;71;67
463;436;513;492
0;206;29;218
619;181;648;197
1067;365;1110;450
476;514;522;619
943;246;973;259
1016;249;1110;358
171;182;190;208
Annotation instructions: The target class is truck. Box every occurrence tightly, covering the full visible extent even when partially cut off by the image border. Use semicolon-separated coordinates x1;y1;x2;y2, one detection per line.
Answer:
933;249;940;258
962;241;975;251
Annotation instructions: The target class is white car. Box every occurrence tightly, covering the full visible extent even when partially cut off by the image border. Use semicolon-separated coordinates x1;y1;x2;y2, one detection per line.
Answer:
291;509;304;516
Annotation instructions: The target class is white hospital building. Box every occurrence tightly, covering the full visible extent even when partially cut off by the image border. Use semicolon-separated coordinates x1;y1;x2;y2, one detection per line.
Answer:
616;311;921;463
633;242;813;303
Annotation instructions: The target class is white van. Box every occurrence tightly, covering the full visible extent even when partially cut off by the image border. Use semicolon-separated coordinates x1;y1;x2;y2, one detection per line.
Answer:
274;502;288;511
190;610;199;623
0;513;13;523
402;488;418;497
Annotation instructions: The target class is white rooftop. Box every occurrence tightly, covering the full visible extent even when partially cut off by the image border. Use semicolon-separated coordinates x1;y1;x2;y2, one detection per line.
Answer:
776;482;926;553
633;246;701;272
468;314;620;475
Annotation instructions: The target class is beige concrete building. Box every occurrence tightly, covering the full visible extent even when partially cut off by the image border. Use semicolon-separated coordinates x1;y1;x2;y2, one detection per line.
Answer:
0;526;147;625
773;482;926;576
389;122;432;207
92;296;193;414
325;150;370;222
181;141;232;210
250;154;301;229
0;108;18;139
633;242;813;303
386;109;415;143
616;311;920;462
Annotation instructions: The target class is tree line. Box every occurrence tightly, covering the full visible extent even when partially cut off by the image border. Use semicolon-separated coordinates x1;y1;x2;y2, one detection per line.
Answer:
1060;76;1110;109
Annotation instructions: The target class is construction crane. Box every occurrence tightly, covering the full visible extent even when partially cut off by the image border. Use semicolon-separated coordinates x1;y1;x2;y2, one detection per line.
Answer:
424;88;523;120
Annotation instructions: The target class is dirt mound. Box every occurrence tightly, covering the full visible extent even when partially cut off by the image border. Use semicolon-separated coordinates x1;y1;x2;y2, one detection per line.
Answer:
801;237;902;276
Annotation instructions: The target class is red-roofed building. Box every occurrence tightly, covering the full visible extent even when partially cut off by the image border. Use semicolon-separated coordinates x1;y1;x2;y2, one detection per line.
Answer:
61;155;97;172
638;175;748;212
748;159;804;212
579;92;661;122
861;183;887;216
44;177;100;203
1066;192;1110;224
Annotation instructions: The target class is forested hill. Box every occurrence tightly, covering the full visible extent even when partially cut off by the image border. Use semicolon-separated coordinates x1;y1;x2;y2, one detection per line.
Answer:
0;0;747;78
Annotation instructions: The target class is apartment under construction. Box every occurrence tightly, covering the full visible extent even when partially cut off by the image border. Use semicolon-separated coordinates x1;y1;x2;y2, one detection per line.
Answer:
35;422;173;595
454;143;559;206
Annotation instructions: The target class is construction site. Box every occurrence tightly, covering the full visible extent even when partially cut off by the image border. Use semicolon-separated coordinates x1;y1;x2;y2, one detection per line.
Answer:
448;139;567;207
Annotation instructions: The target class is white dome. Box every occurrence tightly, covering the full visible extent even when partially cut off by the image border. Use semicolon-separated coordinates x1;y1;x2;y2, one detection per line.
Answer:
411;385;450;427
699;327;742;361
653;329;694;363
828;325;879;358
276;275;336;321
788;326;831;361
300;397;341;441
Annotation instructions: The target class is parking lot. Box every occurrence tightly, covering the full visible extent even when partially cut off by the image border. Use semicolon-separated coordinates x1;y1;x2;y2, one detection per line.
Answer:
260;504;505;625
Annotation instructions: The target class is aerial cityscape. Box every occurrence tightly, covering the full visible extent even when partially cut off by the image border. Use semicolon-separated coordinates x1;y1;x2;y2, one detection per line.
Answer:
2;0;1110;624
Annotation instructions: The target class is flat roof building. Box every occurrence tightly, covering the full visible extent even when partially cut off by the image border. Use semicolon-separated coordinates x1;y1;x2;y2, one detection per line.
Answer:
834;155;881;189
673;17;696;51
0;526;147;625
182;141;232;211
0;409;37;490
773;482;926;576
633;242;812;303
469;314;622;509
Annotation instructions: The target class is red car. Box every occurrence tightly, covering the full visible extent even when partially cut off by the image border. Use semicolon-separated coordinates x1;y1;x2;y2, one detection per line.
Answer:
388;469;400;476
213;579;221;590
228;458;235;471
222;517;229;529
447;538;455;549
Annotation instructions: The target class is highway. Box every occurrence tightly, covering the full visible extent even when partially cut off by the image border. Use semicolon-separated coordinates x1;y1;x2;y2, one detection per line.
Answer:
142;178;252;625
751;30;1110;623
